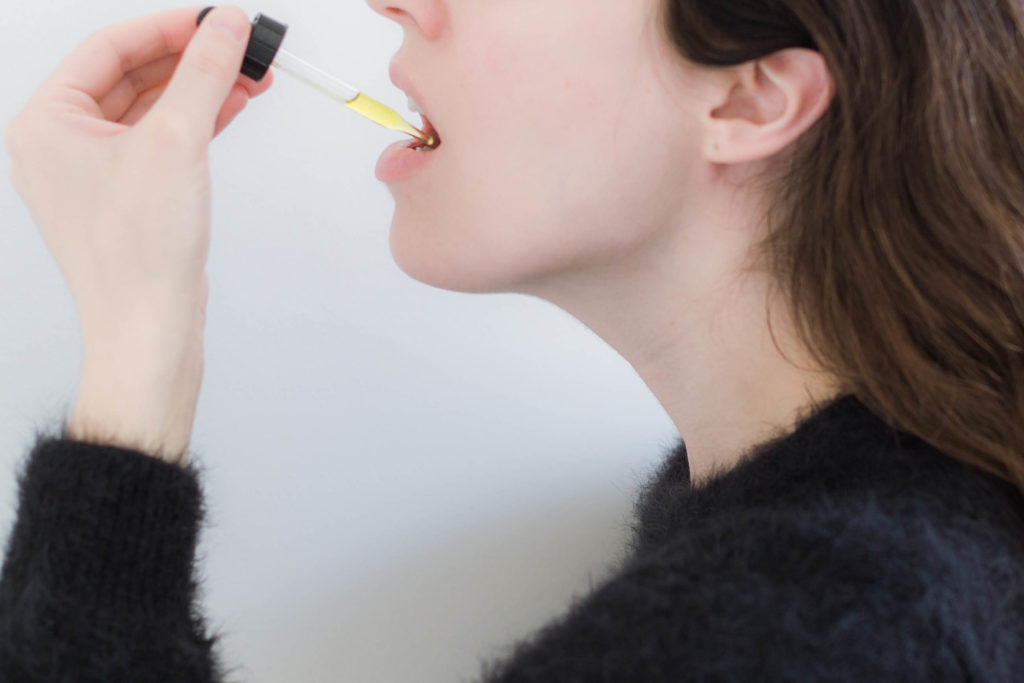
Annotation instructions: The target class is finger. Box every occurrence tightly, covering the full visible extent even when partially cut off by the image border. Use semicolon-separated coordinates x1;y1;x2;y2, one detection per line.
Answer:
146;5;252;142
99;53;179;121
117;84;167;127
212;86;250;138
42;5;211;105
99;54;271;122
119;81;251;132
246;67;274;97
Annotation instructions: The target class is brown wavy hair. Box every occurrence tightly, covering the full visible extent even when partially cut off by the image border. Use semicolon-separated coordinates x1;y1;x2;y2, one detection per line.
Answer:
662;0;1024;501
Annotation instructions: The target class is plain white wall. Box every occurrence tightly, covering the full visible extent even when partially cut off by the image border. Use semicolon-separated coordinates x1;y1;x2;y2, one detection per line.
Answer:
0;1;679;681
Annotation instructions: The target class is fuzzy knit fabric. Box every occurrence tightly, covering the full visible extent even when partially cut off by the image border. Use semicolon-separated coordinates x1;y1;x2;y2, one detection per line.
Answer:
2;392;1024;682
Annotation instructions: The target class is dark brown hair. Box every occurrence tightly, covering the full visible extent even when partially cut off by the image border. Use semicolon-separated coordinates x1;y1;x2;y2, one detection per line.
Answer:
663;0;1024;499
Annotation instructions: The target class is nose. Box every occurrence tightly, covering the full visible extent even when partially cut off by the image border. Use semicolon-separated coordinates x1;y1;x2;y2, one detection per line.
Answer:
366;0;446;39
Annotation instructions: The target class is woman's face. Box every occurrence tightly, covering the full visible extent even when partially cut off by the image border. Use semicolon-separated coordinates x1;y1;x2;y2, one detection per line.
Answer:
367;0;710;295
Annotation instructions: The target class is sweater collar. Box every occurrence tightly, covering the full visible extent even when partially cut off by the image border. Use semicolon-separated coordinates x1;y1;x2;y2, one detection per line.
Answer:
629;392;1024;554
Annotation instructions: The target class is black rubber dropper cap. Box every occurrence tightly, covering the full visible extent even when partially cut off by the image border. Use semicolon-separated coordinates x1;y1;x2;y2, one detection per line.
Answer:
197;7;288;82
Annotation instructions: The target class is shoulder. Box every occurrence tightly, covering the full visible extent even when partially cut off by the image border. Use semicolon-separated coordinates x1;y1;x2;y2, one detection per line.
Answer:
632;499;1021;679
478;500;1024;682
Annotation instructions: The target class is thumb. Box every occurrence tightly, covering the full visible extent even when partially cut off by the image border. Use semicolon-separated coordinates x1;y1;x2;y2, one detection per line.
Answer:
148;5;251;141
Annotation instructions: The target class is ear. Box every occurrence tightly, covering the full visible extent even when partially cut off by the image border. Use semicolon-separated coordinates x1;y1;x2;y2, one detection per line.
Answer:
702;48;833;164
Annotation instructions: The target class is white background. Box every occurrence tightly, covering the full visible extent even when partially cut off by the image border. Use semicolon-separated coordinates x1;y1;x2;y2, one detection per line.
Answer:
0;1;678;680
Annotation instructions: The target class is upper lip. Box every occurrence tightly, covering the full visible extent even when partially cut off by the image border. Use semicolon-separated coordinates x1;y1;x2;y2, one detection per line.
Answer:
389;61;439;141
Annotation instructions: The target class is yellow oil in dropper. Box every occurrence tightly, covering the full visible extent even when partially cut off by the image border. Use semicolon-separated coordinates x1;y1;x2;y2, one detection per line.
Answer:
272;49;436;148
345;94;434;146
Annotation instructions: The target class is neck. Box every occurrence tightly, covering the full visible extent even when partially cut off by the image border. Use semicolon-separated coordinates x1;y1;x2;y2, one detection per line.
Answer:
519;219;842;484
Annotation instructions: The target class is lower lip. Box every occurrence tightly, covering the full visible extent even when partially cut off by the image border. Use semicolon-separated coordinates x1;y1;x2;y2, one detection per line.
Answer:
375;139;439;182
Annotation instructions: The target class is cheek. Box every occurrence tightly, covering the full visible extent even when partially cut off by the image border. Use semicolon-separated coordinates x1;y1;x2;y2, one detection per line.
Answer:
388;124;687;295
387;18;695;292
387;54;612;290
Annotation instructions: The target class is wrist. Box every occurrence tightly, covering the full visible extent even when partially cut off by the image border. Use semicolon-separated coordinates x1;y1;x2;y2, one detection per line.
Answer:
69;355;202;466
69;320;204;467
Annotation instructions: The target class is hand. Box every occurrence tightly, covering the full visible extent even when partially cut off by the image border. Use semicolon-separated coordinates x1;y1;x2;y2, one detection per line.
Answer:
3;5;274;463
4;4;271;329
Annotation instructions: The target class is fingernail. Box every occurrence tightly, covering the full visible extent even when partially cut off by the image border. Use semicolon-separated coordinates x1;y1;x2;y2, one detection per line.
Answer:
213;14;246;42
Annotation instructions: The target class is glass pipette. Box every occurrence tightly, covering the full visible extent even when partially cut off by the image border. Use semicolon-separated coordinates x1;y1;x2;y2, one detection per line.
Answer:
271;50;436;147
196;8;435;147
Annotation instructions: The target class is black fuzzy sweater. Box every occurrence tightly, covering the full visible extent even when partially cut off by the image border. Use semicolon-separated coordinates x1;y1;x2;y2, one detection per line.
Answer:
2;393;1023;682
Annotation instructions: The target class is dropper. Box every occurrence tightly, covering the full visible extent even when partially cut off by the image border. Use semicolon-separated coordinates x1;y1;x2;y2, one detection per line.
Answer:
196;7;436;148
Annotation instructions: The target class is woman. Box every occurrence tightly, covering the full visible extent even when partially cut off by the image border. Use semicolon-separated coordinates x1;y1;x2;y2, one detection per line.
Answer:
2;0;1023;680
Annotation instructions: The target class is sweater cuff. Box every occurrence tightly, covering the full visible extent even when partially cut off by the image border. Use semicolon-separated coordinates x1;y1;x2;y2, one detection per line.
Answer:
1;435;206;622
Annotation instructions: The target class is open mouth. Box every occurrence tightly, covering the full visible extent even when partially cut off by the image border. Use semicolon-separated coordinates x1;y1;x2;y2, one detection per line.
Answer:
411;115;442;151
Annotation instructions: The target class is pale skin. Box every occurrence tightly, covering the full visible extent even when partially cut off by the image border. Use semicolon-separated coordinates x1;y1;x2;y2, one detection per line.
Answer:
369;0;843;482
4;5;268;466
7;1;840;481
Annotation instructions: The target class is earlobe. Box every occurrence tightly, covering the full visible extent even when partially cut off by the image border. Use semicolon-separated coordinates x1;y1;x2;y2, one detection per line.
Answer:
702;48;833;165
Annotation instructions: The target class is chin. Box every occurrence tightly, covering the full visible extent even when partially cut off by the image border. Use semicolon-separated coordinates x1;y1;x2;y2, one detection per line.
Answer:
388;213;511;295
387;202;571;296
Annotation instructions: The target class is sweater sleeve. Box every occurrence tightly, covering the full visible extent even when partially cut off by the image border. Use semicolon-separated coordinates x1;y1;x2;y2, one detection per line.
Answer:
475;500;1002;683
0;433;224;683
